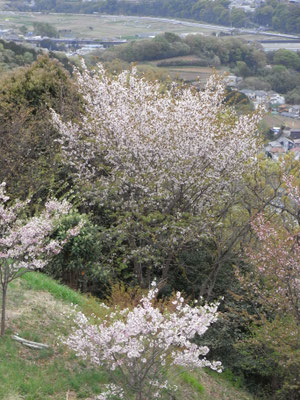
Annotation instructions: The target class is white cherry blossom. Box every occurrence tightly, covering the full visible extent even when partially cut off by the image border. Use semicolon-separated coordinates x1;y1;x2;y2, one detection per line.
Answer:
64;283;221;400
53;64;262;287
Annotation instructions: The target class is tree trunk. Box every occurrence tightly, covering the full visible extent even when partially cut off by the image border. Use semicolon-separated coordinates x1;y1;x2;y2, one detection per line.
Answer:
135;392;143;400
1;284;7;336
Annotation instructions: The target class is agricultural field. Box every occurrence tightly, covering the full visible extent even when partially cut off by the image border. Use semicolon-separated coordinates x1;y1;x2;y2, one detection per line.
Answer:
0;12;227;40
0;8;296;46
164;66;214;83
263;113;300;129
154;65;219;84
261;41;300;52
142;56;229;84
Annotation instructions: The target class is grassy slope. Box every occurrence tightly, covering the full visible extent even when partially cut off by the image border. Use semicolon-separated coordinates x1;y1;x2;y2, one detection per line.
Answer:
0;272;254;400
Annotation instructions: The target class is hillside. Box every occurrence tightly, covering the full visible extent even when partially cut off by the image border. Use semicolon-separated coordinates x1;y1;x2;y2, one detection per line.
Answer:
0;272;255;400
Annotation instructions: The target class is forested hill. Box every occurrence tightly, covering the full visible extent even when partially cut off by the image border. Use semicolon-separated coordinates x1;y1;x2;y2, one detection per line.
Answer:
0;39;39;73
0;39;75;75
6;0;300;34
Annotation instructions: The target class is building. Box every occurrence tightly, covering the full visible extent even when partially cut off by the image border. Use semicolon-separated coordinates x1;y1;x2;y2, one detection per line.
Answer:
224;74;243;87
269;93;285;106
290;130;300;140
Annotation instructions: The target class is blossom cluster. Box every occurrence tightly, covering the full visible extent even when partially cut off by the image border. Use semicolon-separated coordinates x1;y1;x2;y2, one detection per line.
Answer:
64;283;221;400
95;384;124;400
0;182;81;282
240;176;300;318
283;174;300;208
53;65;261;216
52;64;262;284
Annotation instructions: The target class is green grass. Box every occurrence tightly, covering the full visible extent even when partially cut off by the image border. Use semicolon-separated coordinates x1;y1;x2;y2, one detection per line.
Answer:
0;275;108;400
168;366;253;400
207;368;245;390
180;371;205;394
21;272;86;306
0;337;108;400
1;273;255;400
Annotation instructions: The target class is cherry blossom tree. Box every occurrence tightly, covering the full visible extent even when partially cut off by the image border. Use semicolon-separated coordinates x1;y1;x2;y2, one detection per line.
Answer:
0;182;82;335
239;175;300;320
235;175;300;399
53;64;262;288
246;215;299;319
65;283;221;400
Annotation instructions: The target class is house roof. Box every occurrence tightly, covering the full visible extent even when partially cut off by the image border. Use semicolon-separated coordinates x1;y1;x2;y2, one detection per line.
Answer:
240;89;255;95
279;138;293;144
270;94;284;99
290;130;300;139
269;140;282;147
281;112;298;118
255;90;267;96
269;147;285;153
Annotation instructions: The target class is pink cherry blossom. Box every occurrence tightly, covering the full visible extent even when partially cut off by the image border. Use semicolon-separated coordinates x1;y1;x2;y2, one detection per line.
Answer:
238;176;300;320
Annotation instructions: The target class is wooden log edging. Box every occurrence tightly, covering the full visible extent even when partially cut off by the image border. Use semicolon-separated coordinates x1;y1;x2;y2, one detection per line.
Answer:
11;334;50;350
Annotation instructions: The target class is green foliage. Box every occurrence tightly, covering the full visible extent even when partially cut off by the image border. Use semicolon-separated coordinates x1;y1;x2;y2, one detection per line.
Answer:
234;61;251;78
102;32;191;63
0;54;81;201
236;315;300;400
0;39;40;74
240;77;271;91
33;22;59;38
265;67;300;94
100;34;266;77
45;212;106;295
220;369;245;389
255;5;274;26
273;49;300;70
230;8;249;28
207;368;245;390
19;25;28;35
224;88;253;113
285;88;300;104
